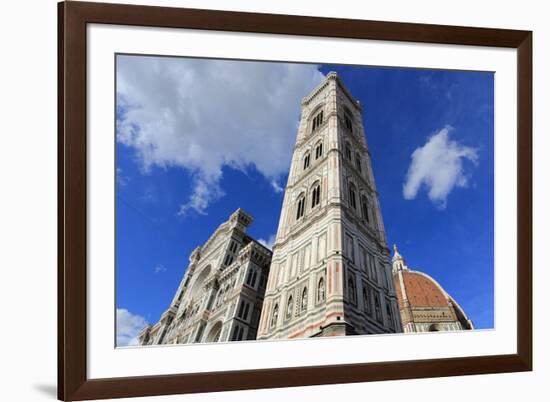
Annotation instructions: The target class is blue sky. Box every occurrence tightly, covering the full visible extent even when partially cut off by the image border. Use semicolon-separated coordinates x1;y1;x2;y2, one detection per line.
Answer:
115;55;494;345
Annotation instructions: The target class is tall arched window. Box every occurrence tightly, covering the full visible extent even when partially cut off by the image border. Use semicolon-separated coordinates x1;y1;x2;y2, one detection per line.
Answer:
311;183;320;208
312;110;324;132
355;154;362;172
303;153;310;170
301;287;308;312
374;294;382;322
315;142;323;159
296;195;305;220
344;110;353;132
286;295;294;319
348;277;357;304
345;143;352;160
348;183;357;210
270;303;279;328
361;195;370;223
317;277;325;303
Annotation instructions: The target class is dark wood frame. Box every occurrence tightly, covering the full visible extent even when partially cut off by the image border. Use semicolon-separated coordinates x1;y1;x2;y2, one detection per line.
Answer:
58;1;532;400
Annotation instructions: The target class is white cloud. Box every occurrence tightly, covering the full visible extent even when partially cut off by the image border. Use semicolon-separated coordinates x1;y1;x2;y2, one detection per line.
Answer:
270;179;284;194
154;264;167;274
258;234;276;250
403;126;478;209
117;56;324;216
116;308;148;347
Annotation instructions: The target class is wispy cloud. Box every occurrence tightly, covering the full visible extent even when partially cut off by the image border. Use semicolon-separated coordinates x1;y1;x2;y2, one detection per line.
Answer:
154;264;167;274
116;308;148;347
116;56;324;216
270;179;284;194
258;234;276;250
403;126;478;209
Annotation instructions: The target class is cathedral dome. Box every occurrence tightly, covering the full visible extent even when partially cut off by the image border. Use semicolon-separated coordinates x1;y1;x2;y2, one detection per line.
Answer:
391;244;474;332
395;271;449;308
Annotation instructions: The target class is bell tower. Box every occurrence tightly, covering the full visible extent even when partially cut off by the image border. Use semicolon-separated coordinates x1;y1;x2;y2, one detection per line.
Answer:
257;72;402;339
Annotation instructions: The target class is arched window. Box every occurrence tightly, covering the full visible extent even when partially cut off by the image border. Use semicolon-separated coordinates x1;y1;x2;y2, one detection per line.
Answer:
355;154;362;172
317;277;325;303
311;183;321;208
270;303;279;328
286;295;294;319
344;111;353;132
296;195;306;220
348;183;357;210
345;143;352;160
315;142;323;159
363;286;371;314
303;153;310;170
361;195;370;223
301;287;308;312
374;294;382;322
312;110;324;132
348;277;357;304
246;268;257;287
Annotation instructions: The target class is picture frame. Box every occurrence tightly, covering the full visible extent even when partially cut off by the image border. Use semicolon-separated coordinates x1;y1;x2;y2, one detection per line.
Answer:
58;1;532;400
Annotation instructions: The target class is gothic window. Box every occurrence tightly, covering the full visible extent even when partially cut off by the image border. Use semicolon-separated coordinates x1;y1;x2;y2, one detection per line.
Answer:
355;154;362;172
237;301;245;318
312;110;324;132
301;287;308;312
296;195;306;220
348;276;357;304
345;143;352;160
315;142;323;159
270;303;279;328
311;183;321;208
361;195;370;223
363;286;371;315
246;268;257;287
224;254;233;266
374;294;382;322
286;295;294;319
344;112;353;132
251;270;258;287
317;277;326;303
348;183;357;210
229;241;239;253
303;153;311;170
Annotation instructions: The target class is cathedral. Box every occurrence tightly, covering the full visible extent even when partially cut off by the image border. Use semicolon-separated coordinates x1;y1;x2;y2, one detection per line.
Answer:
138;209;273;345
138;72;472;346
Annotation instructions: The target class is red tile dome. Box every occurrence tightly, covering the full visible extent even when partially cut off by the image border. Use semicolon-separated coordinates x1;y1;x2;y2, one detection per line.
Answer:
395;271;448;307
